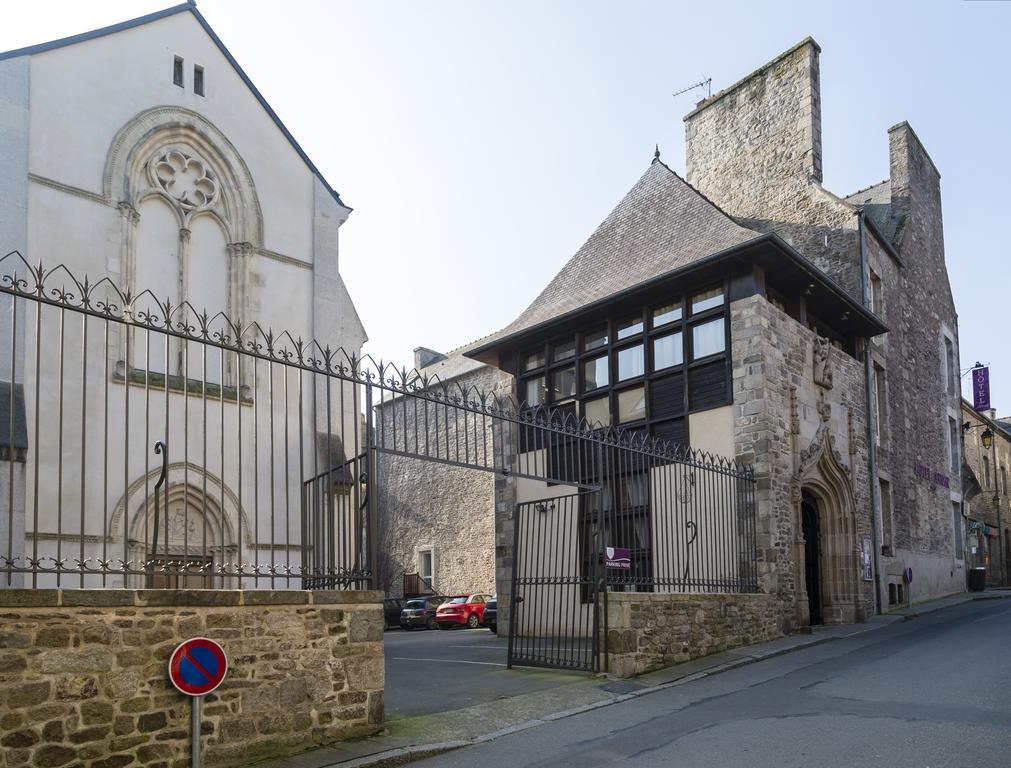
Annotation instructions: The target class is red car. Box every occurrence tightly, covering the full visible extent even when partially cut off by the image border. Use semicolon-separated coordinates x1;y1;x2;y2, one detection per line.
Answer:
435;594;492;629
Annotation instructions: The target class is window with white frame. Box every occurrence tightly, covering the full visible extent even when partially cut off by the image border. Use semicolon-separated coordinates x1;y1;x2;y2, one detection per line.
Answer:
419;549;433;588
879;478;893;554
952;501;964;559
944;336;956;396
873;365;888;446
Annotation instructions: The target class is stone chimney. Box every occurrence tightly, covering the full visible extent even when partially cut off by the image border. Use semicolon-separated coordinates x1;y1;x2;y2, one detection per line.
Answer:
684;37;823;218
887;121;942;249
413;347;446;370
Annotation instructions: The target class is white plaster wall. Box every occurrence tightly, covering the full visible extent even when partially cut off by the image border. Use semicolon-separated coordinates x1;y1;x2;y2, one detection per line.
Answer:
689;406;734;459
1;11;368;587
25;12;315;259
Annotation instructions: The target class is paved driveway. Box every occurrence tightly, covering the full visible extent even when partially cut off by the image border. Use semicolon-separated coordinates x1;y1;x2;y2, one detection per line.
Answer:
383;625;587;720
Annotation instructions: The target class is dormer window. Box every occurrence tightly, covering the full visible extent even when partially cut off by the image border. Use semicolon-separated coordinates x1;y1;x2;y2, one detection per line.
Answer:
194;65;205;96
173;56;184;87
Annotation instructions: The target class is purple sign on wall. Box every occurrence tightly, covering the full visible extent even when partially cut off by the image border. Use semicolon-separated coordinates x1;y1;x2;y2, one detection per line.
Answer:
973;366;991;411
605;547;631;569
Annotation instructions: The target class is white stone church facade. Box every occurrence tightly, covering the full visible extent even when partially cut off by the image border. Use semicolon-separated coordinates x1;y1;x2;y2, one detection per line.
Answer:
0;3;366;588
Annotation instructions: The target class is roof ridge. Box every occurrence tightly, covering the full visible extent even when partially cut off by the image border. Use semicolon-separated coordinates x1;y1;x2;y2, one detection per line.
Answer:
0;2;350;210
844;179;889;201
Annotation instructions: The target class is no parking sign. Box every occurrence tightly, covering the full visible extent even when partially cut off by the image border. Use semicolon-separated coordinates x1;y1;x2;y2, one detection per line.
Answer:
169;637;228;696
169;637;228;768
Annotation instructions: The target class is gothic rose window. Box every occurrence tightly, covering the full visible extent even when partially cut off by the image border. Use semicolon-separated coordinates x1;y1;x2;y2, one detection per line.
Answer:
152;150;218;209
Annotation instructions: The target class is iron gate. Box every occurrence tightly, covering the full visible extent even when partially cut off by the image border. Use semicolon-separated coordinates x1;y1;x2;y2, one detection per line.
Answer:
508;493;601;672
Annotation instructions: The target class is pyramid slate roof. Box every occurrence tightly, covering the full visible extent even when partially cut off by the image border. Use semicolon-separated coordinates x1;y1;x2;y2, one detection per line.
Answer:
478;159;763;347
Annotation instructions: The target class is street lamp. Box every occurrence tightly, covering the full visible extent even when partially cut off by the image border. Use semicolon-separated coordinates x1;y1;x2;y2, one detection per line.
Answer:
982;428;994;451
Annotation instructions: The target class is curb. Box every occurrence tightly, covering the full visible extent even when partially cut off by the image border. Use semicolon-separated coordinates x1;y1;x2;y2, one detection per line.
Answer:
316;594;1009;767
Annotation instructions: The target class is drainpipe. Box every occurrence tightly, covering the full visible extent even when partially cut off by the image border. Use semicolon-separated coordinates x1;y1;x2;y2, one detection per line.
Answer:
858;213;883;615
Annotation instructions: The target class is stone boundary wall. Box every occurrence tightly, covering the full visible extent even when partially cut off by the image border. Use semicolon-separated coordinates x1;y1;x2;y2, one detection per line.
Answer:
603;592;782;678
0;589;384;768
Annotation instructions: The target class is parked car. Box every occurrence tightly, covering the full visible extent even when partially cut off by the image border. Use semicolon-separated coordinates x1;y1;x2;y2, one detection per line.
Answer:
483;595;497;634
435;594;492;629
399;596;447;630
383;598;403;631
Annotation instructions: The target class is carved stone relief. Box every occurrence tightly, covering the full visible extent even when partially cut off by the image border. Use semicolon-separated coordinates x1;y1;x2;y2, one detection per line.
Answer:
813;336;833;389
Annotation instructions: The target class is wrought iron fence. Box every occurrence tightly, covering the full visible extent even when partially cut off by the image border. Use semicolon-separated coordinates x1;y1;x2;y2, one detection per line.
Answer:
1;252;757;594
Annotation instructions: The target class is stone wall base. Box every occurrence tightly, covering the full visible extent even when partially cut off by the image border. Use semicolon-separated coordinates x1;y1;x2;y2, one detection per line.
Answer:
602;592;782;678
0;589;384;768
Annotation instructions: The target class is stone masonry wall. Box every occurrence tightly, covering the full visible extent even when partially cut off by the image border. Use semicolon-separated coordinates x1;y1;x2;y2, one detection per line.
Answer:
684;38;863;300
685;38;963;608
0;589;383;768
732;294;874;630
377;365;510;598
603;592;782;678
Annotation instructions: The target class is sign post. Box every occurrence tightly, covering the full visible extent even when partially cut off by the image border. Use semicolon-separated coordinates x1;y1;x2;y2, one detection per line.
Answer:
168;638;228;768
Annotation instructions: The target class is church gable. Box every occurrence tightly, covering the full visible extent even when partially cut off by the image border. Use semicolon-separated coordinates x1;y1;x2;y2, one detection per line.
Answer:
8;3;347;258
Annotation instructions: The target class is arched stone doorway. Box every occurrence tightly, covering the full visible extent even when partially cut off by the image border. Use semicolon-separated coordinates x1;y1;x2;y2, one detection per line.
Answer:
794;424;863;626
110;462;251;589
127;486;238;589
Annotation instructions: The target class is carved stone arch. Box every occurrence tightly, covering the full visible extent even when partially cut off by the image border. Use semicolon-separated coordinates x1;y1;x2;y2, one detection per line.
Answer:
104;106;263;247
792;425;862;626
109;461;254;550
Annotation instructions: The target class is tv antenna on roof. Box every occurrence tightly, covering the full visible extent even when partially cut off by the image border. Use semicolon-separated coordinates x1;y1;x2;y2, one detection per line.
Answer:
672;77;712;100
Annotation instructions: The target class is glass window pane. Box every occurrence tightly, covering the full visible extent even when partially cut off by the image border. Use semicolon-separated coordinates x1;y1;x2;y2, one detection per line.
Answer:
583;355;609;391
523;348;545;371
553;338;575;362
653;302;683;327
617;344;644;381
524;376;546;406
617;387;646;423
653;332;683;371
584;328;608;352
617;316;644;340
583;396;611;427
552;365;576;401
692;318;725;359
691;287;724;314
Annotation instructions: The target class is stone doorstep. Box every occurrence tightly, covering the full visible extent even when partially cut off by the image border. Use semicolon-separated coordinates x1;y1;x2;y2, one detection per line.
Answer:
253;592;1010;768
0;588;384;608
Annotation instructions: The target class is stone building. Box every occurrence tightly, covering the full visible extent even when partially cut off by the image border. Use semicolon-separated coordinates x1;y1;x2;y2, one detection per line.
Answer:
0;2;367;588
375;345;507;597
961;400;1011;585
388;37;964;631
679;38;964;610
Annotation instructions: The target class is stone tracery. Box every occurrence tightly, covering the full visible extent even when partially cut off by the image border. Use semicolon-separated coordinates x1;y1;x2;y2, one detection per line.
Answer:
151;149;218;210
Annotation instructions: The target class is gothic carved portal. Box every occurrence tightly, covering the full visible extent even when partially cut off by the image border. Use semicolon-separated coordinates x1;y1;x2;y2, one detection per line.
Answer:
792;406;862;626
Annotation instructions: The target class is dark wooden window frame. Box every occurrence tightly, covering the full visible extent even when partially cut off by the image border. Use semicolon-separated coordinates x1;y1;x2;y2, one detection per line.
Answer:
517;278;733;445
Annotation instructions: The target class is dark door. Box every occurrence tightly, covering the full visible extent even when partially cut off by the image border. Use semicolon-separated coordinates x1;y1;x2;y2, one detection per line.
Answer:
801;499;823;625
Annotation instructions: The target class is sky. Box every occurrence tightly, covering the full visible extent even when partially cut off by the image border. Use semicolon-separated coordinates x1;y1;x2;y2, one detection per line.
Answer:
3;0;1010;413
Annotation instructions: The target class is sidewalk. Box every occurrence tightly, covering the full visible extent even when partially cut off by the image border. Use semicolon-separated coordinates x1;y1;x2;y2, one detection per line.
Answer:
259;589;1010;768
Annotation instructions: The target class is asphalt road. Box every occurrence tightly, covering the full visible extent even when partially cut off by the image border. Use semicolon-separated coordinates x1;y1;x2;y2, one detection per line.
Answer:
410;599;1011;767
383;625;586;720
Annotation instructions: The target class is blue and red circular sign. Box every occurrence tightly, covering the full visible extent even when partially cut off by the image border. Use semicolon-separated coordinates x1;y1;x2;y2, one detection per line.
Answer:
168;638;228;696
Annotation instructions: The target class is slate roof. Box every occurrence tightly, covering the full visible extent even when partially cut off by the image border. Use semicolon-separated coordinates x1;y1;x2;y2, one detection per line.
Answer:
0;2;348;210
481;159;763;346
844;180;904;248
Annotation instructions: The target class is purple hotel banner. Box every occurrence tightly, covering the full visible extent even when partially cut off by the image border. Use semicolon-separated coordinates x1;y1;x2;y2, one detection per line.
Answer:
972;366;991;412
